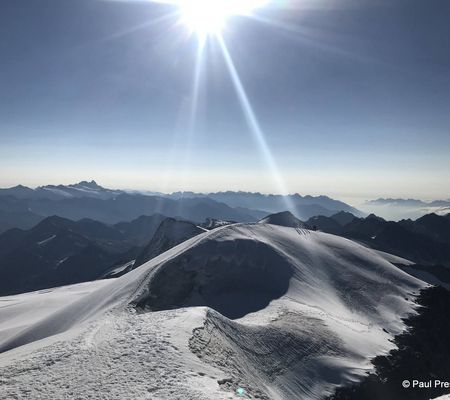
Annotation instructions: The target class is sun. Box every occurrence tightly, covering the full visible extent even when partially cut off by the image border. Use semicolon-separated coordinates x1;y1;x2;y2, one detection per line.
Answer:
177;0;268;37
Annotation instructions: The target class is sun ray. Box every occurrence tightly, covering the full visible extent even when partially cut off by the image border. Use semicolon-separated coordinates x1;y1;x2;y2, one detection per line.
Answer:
103;0;301;206
175;38;206;216
217;34;294;210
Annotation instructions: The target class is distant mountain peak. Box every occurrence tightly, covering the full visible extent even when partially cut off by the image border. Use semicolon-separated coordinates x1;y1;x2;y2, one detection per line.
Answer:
367;213;386;222
258;211;307;228
418;212;439;219
330;211;356;226
71;180;102;189
33;215;74;231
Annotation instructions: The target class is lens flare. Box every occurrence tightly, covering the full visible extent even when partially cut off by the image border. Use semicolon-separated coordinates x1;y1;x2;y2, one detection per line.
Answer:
178;0;268;37
105;0;298;200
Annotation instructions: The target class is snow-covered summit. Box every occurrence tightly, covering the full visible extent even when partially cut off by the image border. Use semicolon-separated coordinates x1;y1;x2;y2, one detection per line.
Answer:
258;210;308;228
0;222;426;399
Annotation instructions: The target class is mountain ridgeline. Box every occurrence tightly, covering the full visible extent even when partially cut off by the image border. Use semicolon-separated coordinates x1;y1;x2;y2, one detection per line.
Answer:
1;207;450;296
0;181;362;233
0;214;169;296
0;180;449;297
0;212;232;295
306;212;450;268
134;218;206;268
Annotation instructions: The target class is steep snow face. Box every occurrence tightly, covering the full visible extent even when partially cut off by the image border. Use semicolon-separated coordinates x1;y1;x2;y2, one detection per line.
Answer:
258;210;307;228
0;223;426;400
134;218;206;268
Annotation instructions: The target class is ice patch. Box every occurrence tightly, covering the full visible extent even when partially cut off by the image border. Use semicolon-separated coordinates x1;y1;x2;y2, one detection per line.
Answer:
37;235;56;246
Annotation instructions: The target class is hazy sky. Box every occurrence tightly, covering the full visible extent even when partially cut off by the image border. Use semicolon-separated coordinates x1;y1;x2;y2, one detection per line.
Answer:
1;0;449;202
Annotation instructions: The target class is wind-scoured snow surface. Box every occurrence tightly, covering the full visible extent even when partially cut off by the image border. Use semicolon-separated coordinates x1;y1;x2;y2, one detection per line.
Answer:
0;223;426;399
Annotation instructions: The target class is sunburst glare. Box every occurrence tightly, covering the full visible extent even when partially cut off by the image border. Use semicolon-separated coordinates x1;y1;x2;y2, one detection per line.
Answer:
105;0;296;198
177;0;268;38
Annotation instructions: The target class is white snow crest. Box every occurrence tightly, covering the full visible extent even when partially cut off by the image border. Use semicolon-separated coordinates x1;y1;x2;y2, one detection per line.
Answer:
0;223;427;399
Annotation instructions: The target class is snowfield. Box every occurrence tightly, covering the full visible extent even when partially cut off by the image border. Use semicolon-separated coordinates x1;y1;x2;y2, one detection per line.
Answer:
0;223;426;399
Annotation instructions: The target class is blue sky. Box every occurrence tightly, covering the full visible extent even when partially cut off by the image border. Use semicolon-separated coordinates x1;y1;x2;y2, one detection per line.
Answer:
1;0;449;202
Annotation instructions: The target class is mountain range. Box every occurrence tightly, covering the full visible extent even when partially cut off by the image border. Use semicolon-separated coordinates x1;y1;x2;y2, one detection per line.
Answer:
307;212;450;279
2;207;450;296
367;198;450;207
362;198;450;221
1;213;441;400
0;180;122;200
0;181;363;233
0;191;255;234
0;214;168;295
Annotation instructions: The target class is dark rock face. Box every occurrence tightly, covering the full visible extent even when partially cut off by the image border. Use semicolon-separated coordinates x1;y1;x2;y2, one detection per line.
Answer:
329;286;450;400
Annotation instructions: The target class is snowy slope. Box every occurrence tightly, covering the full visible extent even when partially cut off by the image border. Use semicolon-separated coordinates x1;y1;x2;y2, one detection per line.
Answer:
258;210;308;228
134;218;206;268
0;223;426;399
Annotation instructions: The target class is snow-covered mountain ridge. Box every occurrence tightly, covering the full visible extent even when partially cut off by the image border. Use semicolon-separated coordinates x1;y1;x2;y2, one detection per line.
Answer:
0;222;426;399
